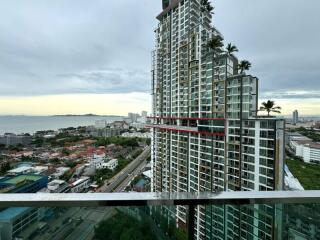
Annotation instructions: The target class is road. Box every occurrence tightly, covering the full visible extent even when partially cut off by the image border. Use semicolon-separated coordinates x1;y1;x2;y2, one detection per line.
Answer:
115;159;147;192
99;146;150;192
19;146;151;240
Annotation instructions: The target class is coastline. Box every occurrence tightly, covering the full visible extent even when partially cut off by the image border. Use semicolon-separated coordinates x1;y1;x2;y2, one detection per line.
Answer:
0;115;124;135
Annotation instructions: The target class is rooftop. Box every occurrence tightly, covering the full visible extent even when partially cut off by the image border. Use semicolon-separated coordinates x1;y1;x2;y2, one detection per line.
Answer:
71;177;90;187
293;140;320;149
8;166;32;174
1;175;43;185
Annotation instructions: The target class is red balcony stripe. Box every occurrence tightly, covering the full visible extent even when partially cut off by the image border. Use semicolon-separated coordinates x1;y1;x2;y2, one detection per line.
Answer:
147;116;225;121
146;125;225;137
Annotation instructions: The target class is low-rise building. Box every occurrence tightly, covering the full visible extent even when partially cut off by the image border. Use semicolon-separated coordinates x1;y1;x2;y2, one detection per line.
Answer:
121;131;150;138
7;165;48;176
46;179;70;193
0;133;32;146
290;140;320;163
285;132;311;145
94;120;111;129
32;166;49;175
7;166;33;176
110;121;130;129
103;159;118;171
52;167;70;179
87;127;121;138
70;177;90;193
0;174;48;193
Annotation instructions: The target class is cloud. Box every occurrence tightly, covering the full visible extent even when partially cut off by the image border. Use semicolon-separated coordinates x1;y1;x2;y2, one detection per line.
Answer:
214;0;320;95
0;0;319;107
0;0;160;96
261;91;320;99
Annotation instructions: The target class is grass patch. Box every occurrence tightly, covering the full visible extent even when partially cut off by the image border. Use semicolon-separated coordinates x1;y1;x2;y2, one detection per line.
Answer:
286;158;320;190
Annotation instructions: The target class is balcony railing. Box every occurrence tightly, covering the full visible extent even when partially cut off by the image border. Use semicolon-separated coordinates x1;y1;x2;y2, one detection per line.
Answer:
0;191;320;240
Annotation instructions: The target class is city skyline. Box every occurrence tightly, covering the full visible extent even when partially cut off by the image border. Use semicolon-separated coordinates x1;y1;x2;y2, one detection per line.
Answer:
0;0;319;116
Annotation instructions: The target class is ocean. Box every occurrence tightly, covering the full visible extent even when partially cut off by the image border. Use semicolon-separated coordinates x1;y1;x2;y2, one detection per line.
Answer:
0;116;123;135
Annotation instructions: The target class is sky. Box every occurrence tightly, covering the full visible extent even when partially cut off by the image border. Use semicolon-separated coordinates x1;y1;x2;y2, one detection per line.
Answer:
0;0;319;116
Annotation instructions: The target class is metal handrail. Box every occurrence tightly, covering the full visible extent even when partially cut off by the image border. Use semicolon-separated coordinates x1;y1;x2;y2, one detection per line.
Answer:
0;191;319;207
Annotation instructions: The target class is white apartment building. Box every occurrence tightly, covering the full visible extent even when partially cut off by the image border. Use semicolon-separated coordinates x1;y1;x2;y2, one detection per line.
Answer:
151;1;285;239
290;140;320;164
52;167;70;179
103;159;118;171
90;155;118;171
47;179;70;193
70;177;90;193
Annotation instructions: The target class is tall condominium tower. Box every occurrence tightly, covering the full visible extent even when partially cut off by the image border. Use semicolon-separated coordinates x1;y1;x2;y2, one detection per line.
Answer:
293;110;299;125
150;0;285;239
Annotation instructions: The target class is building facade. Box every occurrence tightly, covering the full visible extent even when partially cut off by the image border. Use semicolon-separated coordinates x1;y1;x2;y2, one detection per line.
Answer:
0;207;40;240
150;0;285;239
70;177;90;193
290;140;320;164
0;133;32;146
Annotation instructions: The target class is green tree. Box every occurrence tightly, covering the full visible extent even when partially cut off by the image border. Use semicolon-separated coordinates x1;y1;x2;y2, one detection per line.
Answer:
94;212;155;240
61;148;70;156
238;60;252;74
259;100;282;116
226;43;238;55
96;136;139;148
33;137;44;147
201;0;214;13
0;162;11;174
207;36;223;53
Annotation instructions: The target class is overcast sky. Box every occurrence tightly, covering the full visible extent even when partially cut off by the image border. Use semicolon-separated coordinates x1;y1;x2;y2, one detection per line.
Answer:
0;0;319;115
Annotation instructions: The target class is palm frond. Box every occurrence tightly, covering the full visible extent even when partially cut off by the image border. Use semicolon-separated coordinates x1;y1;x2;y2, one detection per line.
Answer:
259;100;282;116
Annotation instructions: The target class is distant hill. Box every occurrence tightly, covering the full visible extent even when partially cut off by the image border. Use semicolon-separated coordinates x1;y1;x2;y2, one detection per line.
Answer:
51;114;124;117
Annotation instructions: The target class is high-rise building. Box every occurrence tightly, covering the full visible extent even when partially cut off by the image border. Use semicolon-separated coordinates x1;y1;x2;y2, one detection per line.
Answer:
128;112;140;123
293;110;299;125
142;111;148;118
150;0;285;239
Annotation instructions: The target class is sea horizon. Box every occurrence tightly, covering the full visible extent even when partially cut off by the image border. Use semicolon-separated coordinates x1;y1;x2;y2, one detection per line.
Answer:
0;115;124;135
0;114;125;117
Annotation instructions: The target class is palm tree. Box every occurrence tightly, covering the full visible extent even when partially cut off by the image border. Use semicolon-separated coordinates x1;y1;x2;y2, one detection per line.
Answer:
201;0;214;14
207;36;223;53
226;43;238;55
206;4;214;13
238;60;251;74
260;100;282;116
